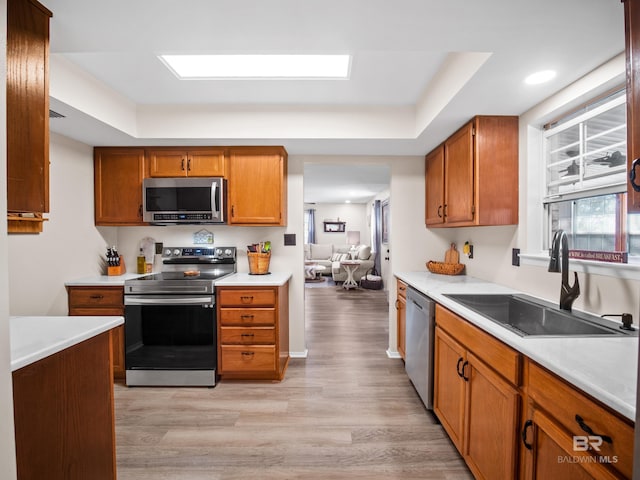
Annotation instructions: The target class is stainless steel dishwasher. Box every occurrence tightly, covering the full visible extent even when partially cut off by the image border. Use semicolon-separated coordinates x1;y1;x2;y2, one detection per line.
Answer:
405;286;435;409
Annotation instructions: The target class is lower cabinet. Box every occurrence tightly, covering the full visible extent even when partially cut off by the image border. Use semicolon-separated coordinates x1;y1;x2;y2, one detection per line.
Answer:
67;285;125;380
521;360;633;480
217;283;289;380
434;317;519;480
396;279;407;359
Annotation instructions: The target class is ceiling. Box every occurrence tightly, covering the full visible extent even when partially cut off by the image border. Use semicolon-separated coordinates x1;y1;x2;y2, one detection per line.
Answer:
40;0;626;202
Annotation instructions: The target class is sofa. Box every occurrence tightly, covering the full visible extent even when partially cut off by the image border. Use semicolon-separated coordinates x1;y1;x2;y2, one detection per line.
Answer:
304;243;375;283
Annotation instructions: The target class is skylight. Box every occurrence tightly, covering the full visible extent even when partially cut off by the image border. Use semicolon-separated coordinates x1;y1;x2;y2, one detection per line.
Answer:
159;54;351;79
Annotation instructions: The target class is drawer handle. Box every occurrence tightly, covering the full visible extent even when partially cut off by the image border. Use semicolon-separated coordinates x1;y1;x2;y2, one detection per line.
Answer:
521;420;533;450
395;299;400;309
241;351;255;357
240;296;254;303
456;357;464;378
240;314;255;320
461;360;469;382
240;333;255;337
575;415;612;444
89;295;104;300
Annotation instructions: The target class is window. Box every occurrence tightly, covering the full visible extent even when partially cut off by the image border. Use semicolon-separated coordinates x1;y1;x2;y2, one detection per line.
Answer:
543;89;632;261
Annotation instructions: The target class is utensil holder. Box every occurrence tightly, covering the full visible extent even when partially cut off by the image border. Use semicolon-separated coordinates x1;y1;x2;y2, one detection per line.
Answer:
247;251;271;275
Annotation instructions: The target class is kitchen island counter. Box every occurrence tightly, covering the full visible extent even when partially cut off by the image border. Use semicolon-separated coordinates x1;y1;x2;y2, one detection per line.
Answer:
395;271;638;421
64;273;145;287
10;315;123;371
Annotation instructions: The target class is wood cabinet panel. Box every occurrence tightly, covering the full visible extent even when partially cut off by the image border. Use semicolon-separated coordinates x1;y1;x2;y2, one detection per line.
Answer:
13;332;116;480
217;284;289;380
425;146;445;225
7;0;52;231
465;352;519;480
396;279;407;359
228;146;287;225
67;285;125;380
526;360;633;479
626;0;640;212
219;308;276;326
147;148;226;177
218;289;277;307
94;148;146;225
425;116;518;227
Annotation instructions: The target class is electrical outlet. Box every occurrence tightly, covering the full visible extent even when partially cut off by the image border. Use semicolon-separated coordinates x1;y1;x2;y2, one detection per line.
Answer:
512;248;520;266
284;233;296;246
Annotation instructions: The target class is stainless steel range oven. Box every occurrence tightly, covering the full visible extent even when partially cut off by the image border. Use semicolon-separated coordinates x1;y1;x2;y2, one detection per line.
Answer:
123;246;236;386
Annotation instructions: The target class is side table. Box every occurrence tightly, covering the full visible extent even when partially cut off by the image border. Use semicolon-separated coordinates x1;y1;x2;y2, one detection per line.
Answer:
340;261;360;289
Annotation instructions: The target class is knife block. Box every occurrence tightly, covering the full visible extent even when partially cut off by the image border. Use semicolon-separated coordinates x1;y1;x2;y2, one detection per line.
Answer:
107;256;126;276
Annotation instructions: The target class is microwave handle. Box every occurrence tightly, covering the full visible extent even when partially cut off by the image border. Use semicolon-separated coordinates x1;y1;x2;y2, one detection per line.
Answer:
211;180;219;217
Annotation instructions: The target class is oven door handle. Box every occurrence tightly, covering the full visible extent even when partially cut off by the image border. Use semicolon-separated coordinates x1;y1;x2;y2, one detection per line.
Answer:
124;296;214;306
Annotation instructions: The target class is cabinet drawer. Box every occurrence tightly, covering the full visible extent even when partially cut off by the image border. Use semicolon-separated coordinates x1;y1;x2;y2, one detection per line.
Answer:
397;279;407;299
220;327;275;345
69;307;124;316
527;360;634;479
436;304;520;385
68;287;123;308
219;308;276;326
220;345;276;372
218;288;276;307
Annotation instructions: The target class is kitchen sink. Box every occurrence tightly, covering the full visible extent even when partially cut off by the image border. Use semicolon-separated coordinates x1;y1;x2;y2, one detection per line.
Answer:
443;294;638;337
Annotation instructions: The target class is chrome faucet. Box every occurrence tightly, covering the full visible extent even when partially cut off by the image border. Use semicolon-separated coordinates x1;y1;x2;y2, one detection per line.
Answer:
548;230;580;311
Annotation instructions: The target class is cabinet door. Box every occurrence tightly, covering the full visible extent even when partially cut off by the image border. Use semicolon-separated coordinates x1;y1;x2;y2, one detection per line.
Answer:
228;148;287;225
7;0;51;215
464;352;519;480
425;145;445;225
94;148;146;225
147;149;188;177
522;408;618;480
188;149;226;177
444;122;475;224
433;326;466;451
626;0;640;212
396;295;406;359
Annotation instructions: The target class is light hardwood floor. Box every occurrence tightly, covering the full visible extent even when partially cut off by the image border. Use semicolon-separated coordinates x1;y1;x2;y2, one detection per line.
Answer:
114;287;472;479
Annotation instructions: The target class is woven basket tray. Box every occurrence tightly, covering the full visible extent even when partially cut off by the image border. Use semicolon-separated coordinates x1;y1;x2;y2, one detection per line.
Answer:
426;261;465;276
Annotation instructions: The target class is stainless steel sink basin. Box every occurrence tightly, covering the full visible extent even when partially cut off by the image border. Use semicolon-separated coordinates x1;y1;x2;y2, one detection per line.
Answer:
443;294;637;337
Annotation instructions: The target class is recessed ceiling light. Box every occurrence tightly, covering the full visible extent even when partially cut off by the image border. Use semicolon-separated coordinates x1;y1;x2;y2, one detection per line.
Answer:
159;54;351;79
345;200;352;204
524;70;556;85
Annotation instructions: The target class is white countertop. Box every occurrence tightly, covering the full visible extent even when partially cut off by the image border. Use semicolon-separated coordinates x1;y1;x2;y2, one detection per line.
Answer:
10;316;124;371
64;273;146;286
216;272;292;287
395;271;638;421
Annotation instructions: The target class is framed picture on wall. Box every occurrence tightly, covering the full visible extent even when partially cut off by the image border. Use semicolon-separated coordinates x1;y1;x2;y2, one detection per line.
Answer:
381;200;389;243
324;221;346;233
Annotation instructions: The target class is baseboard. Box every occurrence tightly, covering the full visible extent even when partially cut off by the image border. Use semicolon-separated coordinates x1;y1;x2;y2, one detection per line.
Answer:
386;349;402;359
289;349;309;359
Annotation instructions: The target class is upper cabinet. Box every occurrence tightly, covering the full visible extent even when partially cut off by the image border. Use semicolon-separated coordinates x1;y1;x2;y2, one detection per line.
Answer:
6;0;52;233
625;0;640;212
227;146;288;226
94;148;146;226
425;116;519;227
147;148;226;177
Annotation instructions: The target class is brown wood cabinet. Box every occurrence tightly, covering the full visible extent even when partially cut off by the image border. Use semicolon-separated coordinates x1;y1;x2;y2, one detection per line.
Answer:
396;279;407;359
425;116;519;227
433;305;521;479
625;0;640;212
228;146;288;225
521;360;633;480
13;331;116;480
147;148;226;177
7;0;52;233
94;147;146;225
67;285;126;380
217;284;289;380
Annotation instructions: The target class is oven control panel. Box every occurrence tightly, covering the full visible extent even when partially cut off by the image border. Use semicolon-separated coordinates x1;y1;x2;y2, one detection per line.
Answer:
162;246;236;261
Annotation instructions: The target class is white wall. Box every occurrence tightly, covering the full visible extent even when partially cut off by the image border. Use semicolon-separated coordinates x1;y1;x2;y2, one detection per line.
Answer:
0;0;17;475
8;134;115;316
305;203;370;247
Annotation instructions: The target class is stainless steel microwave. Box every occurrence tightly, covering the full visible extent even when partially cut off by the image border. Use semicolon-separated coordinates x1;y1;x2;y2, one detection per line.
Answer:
142;177;226;224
